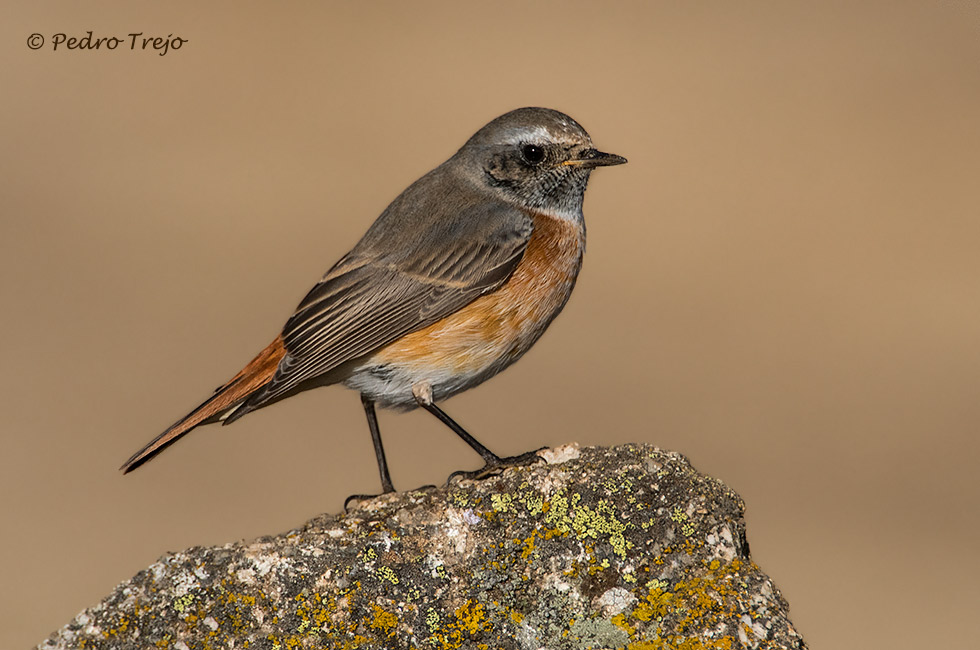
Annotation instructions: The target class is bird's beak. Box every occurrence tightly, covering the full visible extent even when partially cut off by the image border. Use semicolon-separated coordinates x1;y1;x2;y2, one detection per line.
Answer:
562;149;628;168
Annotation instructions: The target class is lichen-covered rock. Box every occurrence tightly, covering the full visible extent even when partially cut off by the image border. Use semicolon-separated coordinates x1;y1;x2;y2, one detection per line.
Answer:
39;444;806;649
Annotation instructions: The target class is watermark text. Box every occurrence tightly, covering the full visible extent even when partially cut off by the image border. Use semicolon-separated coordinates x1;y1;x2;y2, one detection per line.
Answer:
27;31;187;56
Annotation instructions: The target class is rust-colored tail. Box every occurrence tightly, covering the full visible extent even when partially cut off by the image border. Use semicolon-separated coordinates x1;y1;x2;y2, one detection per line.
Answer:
120;336;286;473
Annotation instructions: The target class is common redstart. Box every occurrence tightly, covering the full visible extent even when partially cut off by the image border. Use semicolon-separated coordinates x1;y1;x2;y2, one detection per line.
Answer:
121;107;626;493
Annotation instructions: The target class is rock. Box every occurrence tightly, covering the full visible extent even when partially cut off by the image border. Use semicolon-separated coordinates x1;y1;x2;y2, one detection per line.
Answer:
39;444;807;649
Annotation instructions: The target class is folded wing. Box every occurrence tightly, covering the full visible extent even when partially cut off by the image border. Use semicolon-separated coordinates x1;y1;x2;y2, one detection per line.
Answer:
225;201;533;419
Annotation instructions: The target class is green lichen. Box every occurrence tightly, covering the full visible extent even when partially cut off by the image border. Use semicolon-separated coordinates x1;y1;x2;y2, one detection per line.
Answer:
44;445;799;650
375;565;399;584
425;608;441;633
522;490;545;515
490;493;513;513
545;489;633;558
568;616;631;648
172;593;195;613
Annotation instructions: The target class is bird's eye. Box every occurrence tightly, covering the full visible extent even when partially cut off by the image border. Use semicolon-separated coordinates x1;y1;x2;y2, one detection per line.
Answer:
521;143;545;165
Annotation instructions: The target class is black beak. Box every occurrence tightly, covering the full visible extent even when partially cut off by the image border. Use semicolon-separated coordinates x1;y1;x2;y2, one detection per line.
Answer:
563;149;628;169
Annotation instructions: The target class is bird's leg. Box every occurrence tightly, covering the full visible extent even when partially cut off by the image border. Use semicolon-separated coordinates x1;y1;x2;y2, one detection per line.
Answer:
344;395;395;511
363;395;395;494
412;382;544;484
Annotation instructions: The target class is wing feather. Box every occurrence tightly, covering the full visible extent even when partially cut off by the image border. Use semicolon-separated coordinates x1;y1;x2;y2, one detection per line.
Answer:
229;201;533;416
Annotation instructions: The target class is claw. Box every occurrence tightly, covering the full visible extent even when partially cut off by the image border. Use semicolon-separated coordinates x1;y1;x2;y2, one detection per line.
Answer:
445;448;546;485
344;492;384;511
344;483;440;512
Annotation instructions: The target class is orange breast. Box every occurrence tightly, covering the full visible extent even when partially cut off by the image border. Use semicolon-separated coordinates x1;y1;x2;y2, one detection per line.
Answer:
370;210;585;376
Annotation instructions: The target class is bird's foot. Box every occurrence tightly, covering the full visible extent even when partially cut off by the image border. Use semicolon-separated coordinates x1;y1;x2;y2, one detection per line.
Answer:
446;447;547;485
344;490;393;511
344;484;438;512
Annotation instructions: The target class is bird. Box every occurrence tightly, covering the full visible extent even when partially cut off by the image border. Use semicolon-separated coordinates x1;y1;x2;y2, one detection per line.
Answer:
120;107;626;494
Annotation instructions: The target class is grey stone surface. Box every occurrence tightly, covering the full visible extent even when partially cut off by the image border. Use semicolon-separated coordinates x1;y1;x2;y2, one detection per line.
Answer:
39;444;806;649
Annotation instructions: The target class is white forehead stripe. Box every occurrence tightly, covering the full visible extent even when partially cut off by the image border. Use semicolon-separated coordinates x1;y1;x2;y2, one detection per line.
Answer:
498;125;553;145
495;124;592;147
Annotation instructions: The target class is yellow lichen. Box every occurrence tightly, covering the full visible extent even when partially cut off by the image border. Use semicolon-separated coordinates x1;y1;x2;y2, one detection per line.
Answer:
370;604;398;637
612;613;636;635
624;559;750;649
454;600;488;636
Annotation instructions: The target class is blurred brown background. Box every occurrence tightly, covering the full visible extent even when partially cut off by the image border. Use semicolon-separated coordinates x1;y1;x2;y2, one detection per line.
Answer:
3;1;979;647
